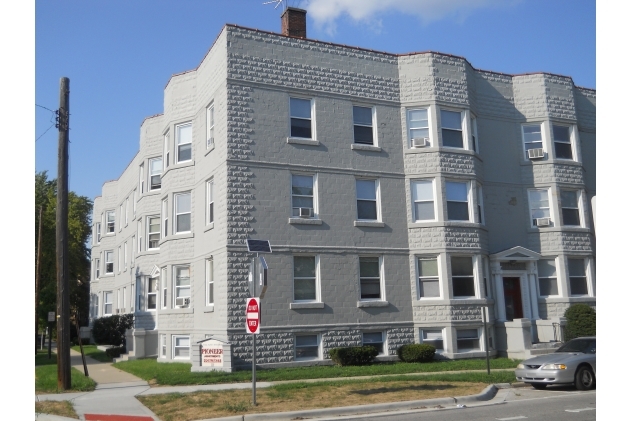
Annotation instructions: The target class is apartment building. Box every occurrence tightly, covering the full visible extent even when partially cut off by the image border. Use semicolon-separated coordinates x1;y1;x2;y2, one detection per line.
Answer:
89;8;596;370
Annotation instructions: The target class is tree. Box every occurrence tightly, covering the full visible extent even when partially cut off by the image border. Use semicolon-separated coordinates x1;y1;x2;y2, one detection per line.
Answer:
35;171;93;337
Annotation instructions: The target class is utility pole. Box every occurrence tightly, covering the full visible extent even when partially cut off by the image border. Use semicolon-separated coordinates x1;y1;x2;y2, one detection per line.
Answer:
56;77;71;390
35;207;43;354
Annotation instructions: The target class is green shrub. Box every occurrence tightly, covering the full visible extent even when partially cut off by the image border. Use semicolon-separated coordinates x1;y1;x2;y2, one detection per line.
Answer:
92;314;134;346
328;346;379;366
105;346;126;359
397;343;436;362
564;303;596;341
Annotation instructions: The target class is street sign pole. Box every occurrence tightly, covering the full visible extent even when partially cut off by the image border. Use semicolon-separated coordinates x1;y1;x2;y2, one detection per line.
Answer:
482;305;490;375
252;258;257;406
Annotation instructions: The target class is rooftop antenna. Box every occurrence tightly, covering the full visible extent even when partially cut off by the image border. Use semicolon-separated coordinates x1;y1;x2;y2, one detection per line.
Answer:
263;0;286;10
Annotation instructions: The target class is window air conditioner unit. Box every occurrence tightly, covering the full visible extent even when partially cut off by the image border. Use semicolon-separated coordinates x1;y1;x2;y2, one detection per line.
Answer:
536;217;551;227
299;207;313;218
176;297;190;307
411;137;429;148
528;148;545;159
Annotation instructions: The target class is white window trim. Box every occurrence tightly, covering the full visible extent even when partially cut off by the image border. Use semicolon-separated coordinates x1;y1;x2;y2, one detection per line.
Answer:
137;221;142;253
139;163;145;194
567;257;592;297
294;334;321;361
133;190;137;216
160;334;167;358
206;258;214;307
147;277;157;311
123;242;128;271
162;198;169;238
528;188;553;228
172;335;190;360
104;291;113;316
362;331;386;356
290;173;318;219
358;255;385;302
147;215;161;250
560;189;584;227
131;236;135;266
417;255;441;300
420;328;445;353
411;179;437;222
445;180;473;222
206;102;215;149
175;122;192;163
161;267;168;309
407;106;432;147
173;265;191;307
119;205;123;232
356;178;381;222
174;192;192;234
149;157;163;191
537;257;560;298
289;96;315;140
551;123;578;162
450;255;479;299
105;250;114;274
105;210;115;234
470;115;478;153
163;131;170;170
206;179;214;225
95;258;100;279
292;255;321;303
352;105;377;146
476;183;485;225
456;327;482;352
117;246;121;273
95;222;101;244
125;198;129;225
439;108;471;150
521;123;546;160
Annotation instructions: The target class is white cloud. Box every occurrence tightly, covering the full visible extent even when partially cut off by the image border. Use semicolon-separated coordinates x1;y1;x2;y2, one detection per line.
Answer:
299;0;518;35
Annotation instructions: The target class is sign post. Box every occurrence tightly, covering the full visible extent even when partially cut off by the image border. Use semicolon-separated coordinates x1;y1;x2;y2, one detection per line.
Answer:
48;312;55;359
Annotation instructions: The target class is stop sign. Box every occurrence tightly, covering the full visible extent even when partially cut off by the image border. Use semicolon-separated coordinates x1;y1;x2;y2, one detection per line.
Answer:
246;297;260;334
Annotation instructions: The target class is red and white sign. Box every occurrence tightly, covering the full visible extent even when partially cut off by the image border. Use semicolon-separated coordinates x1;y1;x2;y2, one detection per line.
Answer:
246;297;260;334
201;340;224;367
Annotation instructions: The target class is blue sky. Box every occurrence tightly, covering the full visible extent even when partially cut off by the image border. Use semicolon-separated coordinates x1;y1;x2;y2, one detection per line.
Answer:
34;0;596;201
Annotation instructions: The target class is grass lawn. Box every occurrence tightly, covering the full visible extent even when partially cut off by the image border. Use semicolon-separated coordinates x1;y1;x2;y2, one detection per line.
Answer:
35;401;79;419
35;350;96;394
139;371;516;421
71;344;112;362
115;357;520;386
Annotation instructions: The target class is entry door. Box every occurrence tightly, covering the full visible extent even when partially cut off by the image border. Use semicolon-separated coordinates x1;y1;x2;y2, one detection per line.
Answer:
503;277;523;321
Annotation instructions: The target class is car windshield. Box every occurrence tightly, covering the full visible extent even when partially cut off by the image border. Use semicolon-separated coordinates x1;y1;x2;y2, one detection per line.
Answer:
555;338;595;353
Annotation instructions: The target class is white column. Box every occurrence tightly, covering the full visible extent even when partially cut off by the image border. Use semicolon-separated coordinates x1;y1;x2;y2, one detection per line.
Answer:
491;262;506;321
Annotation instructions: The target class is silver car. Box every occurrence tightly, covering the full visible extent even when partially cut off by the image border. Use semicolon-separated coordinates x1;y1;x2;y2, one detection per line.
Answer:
515;337;596;390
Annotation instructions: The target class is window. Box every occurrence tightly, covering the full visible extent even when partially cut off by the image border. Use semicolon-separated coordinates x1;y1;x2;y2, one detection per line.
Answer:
118;246;121;273
568;259;588;295
137;221;142;253
482;257;491;298
421;329;444;351
207;103;215;148
131;284;135;312
411;180;435;221
456;329;480;351
131;236;135;266
133;190;136;216
119;204;123;232
206;258;214;306
104;291;113;316
147;277;157;310
163;131;170;169
363;332;385;354
537;259;558;296
147;216;160;249
561;190;581;226
293;256;318;302
206;179;214;224
417;257;440;298
106;210;115;233
125;198;129;225
95;259;100;279
407;108;430;145
553;125;573;160
291;174;315;217
160;334;167;358
295;335;320;360
172;335;190;359
290;97;312;138
359;256;382;300
149;157;162;190
95;223;101;243
94;295;99;318
529;189;551;227
162;198;168;237
105;251;113;274
522;124;543;158
446;181;470;221
139;163;145;194
161;267;167;309
174;265;191;307
356;179;378;221
124;242;128;270
174;193;191;233
176;122;192;163
470;117;478;152
353;105;374;145
441;110;463;148
117;290;121;312
123;287;127;312
476;184;485;224
451;256;475;298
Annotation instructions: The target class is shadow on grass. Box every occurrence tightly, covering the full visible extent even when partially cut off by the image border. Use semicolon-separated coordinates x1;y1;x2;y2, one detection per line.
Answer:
350;383;458;396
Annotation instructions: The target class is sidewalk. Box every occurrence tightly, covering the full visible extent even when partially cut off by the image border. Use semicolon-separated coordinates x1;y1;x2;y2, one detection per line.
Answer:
36;349;520;421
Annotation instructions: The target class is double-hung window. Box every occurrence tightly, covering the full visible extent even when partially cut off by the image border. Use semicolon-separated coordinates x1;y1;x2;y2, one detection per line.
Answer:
421;329;444;351
353;106;374;145
529;189;551;227
290;97;312;139
470;117;478;152
133;190;137;216
161;267;167;309
295;335;320;360
125;198;129;225
118;246;121;273
561;190;581;226
456;329;480;351
95;259;100;279
446;181;470;221
163;131;170;169
147;216;160;249
172;335;190;359
451;256;476;298
356;179;378;221
174;265;191;307
476;184;485;224
162;198;168;237
106;210;115;233
96;222;101;243
411;180;435;221
105;251;114;274
131;236;135;265
417;257;440;298
568;258;588;295
174;193;191;233
362;332;385;354
124;242;128;270
104;291;113;316
407;108;430;146
206;258;214;306
359;256;383;300
552;125;573;160
441;110;463;148
206;179;214;224
522;124;543;158
293;256;318;302
147;277;157;310
176;122;192;163
537;259;558;296
207;103;215;148
160;334;167;358
119;205;123;232
137;221;142;253
149;157;162;190
291;174;315;217
139;163;145;194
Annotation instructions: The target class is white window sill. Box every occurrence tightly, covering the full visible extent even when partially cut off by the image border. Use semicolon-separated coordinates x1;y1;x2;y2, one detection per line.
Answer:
289;218;323;225
287;137;319;146
162;160;195;177
351;144;381;152
354;220;385;228
357;300;389;308
413;298;489;306
290;302;324;309
204;304;215;313
204;222;215;233
160;232;195;244
204;143;216;156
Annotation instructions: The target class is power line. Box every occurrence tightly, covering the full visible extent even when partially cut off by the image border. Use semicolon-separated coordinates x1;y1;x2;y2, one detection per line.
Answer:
36;123;56;142
35;104;59;142
36;104;57;114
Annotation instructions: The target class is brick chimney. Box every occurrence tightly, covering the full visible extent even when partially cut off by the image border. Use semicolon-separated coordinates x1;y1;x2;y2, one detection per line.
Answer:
281;7;307;39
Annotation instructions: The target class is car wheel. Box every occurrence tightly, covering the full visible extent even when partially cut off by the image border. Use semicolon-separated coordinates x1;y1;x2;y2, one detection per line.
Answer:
575;366;595;390
531;383;547;390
